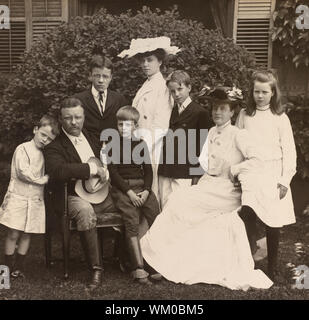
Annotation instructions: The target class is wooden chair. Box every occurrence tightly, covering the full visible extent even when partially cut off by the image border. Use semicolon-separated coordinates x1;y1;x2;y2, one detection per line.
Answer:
44;182;124;279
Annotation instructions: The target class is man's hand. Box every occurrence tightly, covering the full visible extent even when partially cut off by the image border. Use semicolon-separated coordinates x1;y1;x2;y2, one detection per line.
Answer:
136;190;149;205
97;167;108;183
277;183;288;200
127;189;143;207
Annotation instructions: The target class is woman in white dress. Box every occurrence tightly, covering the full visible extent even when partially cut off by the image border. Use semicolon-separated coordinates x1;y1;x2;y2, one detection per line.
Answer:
140;87;273;290
118;37;180;201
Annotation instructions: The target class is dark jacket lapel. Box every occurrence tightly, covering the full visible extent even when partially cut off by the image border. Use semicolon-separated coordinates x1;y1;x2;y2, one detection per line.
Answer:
59;130;82;163
102;89;115;119
59;128;100;162
82;129;100;158
84;89;102;118
170;102;195;126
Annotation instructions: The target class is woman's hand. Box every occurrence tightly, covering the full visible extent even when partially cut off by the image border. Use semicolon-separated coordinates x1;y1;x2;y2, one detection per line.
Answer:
136;190;150;205
37;174;49;185
228;168;241;188
277;183;288;200
127;189;143;207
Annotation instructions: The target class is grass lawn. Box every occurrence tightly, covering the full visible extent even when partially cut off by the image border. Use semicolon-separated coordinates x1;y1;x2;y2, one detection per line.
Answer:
1;214;309;300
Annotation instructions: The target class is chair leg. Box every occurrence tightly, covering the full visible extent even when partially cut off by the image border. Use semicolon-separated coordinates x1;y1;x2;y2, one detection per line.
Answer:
115;227;130;272
62;216;70;279
113;227;124;258
97;228;104;265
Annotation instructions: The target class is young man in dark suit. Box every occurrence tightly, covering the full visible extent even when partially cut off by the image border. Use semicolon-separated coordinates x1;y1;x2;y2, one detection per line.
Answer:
158;70;212;209
44;97;116;290
74;55;128;149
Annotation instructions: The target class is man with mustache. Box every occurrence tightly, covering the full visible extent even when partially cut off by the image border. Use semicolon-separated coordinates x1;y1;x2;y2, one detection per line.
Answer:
44;97;116;290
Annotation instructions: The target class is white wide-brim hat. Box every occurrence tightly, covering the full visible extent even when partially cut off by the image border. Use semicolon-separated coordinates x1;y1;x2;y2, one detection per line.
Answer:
75;157;109;204
118;36;181;59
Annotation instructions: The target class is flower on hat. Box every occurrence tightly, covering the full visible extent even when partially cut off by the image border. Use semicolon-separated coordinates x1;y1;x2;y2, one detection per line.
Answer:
198;84;212;97
118;36;181;58
226;86;243;101
198;85;243;102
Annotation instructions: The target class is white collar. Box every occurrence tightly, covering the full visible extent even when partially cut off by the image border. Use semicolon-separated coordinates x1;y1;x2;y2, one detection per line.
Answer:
91;85;107;99
62;127;84;144
256;104;270;111
147;71;163;82
178;96;192;109
216;120;231;132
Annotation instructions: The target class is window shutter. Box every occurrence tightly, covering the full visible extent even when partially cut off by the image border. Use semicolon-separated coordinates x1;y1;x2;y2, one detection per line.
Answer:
0;1;68;73
31;0;68;43
0;0;26;73
233;0;276;67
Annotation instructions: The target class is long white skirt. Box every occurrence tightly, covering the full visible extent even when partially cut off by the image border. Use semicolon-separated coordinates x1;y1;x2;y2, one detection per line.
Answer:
141;175;273;290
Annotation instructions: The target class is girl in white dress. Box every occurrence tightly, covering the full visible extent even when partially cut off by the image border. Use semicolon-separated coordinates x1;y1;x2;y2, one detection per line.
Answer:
118;37;180;202
236;70;297;282
140;87;273;290
0;115;58;278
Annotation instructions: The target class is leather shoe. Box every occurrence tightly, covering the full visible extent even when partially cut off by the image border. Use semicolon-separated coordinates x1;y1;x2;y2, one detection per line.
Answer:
87;269;102;290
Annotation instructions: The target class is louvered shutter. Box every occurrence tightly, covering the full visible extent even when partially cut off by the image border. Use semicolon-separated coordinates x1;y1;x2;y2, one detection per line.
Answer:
31;0;68;43
0;0;26;73
0;0;68;73
233;0;276;67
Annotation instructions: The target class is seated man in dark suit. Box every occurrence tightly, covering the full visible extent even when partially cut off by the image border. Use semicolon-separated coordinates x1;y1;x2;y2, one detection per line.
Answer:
44;97;116;290
74;54;128;149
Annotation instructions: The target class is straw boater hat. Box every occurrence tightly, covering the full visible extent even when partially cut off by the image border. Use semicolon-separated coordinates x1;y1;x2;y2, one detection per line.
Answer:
118;36;181;59
75;157;109;204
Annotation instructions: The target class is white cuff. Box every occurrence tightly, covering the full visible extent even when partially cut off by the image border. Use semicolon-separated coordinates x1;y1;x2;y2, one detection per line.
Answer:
89;162;97;176
230;164;239;177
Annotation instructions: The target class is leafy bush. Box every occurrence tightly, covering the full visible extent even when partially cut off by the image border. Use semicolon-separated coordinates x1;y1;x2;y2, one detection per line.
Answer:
0;6;255;156
272;0;309;177
285;97;309;178
272;0;309;98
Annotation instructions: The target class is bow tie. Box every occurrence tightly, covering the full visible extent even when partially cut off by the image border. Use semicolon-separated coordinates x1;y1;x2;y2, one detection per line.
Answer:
74;135;83;145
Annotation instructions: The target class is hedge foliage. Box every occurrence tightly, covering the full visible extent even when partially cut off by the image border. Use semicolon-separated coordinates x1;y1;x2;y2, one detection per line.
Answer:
272;0;309;176
0;7;256;155
285;96;309;178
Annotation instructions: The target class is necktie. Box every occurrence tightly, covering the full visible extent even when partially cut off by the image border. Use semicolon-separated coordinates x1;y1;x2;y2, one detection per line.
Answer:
74;135;83;145
178;104;184;115
98;92;105;115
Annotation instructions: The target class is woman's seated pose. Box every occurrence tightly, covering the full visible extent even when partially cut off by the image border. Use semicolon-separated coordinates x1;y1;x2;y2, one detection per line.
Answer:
140;86;273;290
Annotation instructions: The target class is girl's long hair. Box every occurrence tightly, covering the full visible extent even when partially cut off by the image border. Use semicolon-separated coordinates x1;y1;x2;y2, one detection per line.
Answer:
246;70;284;116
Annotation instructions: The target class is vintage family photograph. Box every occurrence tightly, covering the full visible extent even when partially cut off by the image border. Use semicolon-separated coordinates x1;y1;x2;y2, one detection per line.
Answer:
0;0;309;303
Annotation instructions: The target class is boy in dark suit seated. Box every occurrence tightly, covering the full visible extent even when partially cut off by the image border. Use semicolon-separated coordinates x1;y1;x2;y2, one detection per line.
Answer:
106;106;160;285
158;70;212;208
74;54;127;149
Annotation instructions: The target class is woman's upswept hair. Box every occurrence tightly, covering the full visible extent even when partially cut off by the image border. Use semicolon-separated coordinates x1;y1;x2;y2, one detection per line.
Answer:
246;69;284;116
135;48;166;63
